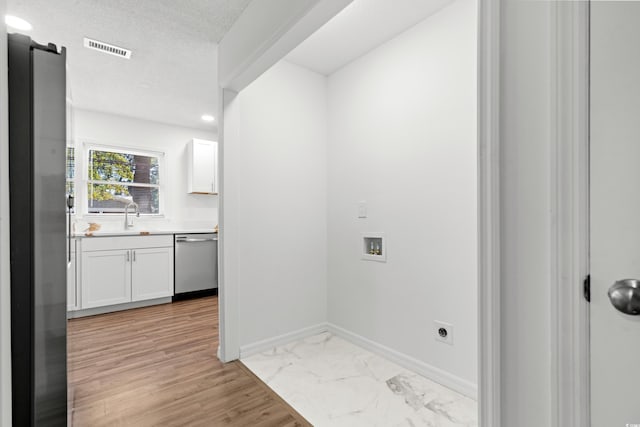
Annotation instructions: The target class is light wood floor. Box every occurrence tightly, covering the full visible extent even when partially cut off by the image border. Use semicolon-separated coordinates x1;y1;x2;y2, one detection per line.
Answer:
67;296;310;427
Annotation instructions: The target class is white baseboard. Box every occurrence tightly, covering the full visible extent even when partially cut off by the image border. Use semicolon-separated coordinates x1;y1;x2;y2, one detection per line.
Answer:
239;323;329;358
327;323;478;400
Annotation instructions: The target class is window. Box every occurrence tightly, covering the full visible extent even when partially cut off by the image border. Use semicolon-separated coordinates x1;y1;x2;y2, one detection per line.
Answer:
86;146;163;215
66;146;75;212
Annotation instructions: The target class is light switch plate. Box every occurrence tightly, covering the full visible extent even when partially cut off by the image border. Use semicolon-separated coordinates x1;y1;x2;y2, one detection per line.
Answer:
357;201;367;218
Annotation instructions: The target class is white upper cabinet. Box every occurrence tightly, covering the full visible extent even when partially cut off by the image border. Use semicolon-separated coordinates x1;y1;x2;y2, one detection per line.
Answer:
187;139;218;194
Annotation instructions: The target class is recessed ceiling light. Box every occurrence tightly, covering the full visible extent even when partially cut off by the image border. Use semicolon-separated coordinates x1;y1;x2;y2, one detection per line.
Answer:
5;15;32;31
201;114;215;122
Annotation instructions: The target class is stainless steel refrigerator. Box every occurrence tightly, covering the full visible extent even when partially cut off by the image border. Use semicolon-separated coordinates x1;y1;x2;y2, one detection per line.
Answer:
9;33;67;426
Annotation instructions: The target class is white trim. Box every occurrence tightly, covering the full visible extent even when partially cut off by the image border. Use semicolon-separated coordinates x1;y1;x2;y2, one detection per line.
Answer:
478;0;501;424
327;323;478;400
87;180;159;189
0;9;11;424
217;88;241;362
549;2;590;426
83;141;166;158
239;323;329;358
477;0;591;425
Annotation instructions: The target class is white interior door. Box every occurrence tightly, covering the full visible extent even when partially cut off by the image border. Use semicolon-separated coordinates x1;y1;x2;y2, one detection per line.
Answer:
591;3;640;426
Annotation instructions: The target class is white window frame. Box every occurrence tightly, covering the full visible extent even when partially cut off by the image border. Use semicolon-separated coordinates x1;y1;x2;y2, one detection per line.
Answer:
81;142;166;217
66;146;75;213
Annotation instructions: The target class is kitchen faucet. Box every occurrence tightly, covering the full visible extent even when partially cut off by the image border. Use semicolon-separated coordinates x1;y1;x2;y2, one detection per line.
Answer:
124;201;140;229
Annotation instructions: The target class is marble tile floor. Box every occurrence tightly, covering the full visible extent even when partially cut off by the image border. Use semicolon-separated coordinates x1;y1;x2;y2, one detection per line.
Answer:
241;332;477;427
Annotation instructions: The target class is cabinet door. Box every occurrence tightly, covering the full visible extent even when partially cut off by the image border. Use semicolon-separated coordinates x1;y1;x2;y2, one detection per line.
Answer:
190;140;217;194
131;247;174;301
81;249;131;309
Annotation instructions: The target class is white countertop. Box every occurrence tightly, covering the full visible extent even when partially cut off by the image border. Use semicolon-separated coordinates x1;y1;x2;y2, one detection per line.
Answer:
73;228;217;238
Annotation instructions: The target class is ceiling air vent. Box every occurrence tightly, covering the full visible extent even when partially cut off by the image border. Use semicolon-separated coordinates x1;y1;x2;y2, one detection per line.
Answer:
83;37;132;59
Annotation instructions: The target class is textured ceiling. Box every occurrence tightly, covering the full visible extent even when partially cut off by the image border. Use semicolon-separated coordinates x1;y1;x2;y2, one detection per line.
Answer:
6;0;253;130
286;0;454;76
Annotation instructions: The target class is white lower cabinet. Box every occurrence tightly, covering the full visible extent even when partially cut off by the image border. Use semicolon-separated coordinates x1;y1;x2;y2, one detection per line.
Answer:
131;247;174;302
82;249;131;309
78;236;174;312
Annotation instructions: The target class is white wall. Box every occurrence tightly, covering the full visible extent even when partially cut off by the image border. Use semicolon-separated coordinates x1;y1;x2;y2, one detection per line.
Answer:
326;0;477;387
72;109;218;228
224;61;328;348
0;1;11;424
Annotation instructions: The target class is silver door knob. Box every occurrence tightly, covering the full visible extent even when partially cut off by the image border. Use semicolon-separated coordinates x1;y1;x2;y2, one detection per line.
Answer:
608;279;640;315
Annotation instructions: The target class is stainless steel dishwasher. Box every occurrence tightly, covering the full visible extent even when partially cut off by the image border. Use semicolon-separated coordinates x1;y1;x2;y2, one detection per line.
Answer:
174;233;218;299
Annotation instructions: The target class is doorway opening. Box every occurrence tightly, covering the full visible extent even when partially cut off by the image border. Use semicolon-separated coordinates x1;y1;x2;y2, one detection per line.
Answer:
219;0;480;424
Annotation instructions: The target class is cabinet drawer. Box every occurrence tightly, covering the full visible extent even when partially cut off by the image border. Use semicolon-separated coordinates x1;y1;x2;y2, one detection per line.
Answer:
82;235;173;252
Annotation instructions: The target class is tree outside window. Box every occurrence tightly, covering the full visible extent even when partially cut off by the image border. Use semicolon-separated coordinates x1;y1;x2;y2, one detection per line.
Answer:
87;148;161;214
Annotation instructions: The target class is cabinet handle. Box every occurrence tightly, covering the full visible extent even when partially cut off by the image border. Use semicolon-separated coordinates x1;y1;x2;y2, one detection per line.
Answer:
126;251;130;262
133;250;136;262
211;182;214;193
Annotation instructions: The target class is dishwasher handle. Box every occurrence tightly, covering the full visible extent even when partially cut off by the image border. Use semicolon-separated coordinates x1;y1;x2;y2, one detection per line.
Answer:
175;236;218;243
